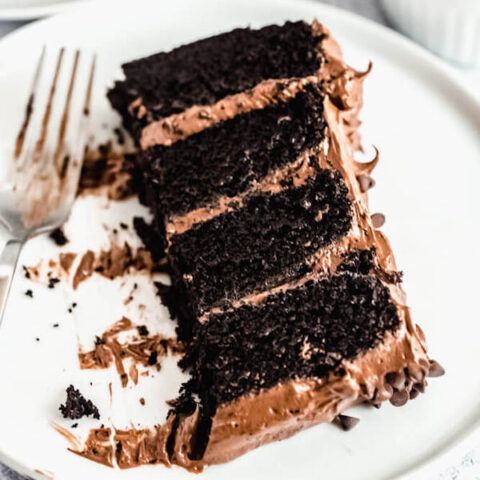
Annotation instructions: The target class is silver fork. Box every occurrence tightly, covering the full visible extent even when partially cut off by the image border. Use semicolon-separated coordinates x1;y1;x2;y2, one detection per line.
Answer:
0;48;96;325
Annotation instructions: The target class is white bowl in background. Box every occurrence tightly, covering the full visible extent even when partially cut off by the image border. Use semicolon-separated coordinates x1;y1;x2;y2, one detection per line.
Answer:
380;0;480;68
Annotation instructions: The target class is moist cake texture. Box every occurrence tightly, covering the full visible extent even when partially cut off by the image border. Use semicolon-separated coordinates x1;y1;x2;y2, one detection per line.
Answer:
98;19;444;471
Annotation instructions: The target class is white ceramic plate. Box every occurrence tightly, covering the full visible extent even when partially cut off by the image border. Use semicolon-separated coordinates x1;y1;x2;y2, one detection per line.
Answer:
0;0;82;21
0;0;479;479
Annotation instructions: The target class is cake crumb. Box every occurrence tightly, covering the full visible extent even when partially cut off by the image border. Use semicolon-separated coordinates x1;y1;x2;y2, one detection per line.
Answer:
25;289;33;298
59;385;100;420
139;398;145;406
48;278;60;289
137;325;149;336
49;227;69;246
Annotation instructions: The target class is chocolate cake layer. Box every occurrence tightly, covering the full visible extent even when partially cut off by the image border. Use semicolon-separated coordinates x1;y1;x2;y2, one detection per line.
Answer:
139;85;327;220
181;266;400;415
167;167;352;325
108;21;325;137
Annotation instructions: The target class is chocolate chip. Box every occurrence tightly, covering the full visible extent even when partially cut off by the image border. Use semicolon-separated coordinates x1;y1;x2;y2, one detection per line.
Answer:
409;389;420;400
371;213;385;228
413;382;425;393
332;414;360;431
427;360;445;378
25;289;33;298
357;174;375;193
390;389;409;407
407;364;424;382
386;371;405;390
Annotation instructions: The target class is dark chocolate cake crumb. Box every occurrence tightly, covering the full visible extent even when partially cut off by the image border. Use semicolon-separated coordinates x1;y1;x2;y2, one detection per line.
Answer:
137;325;149;336
48;278;60;289
59;385;100;420
71;423;78;428
133;217;166;262
120;222;128;230
147;351;158;366
53;323;59;328
114;127;126;146
23;266;31;279
35;337;40;342
25;289;33;298
332;414;360;431
49;227;69;246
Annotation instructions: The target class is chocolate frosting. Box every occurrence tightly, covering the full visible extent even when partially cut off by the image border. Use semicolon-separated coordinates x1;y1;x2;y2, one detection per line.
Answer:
78;317;182;387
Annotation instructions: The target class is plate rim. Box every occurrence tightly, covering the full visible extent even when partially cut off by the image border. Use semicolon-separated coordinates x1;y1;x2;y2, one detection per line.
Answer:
0;1;479;479
0;0;82;21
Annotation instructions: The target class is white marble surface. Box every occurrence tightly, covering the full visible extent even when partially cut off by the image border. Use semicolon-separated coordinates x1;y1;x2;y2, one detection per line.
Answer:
0;1;478;479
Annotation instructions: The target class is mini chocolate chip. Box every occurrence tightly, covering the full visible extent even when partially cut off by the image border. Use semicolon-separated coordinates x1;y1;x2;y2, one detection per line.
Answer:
386;371;405;390
357;174;376;193
390;389;409;407
409;389;420;400
407;364;424;382
332;414;360;431
413;382;426;393
371;213;385;228
427;360;445;378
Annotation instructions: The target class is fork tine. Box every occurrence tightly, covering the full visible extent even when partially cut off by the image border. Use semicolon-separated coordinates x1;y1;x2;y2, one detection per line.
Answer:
14;47;46;160
62;54;96;194
53;49;80;176
32;48;65;164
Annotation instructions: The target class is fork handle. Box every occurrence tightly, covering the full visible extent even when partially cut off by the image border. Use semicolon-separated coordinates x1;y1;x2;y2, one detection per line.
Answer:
0;238;24;327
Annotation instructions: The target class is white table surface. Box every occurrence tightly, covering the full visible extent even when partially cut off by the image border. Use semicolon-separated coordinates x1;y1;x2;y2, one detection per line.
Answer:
0;1;479;479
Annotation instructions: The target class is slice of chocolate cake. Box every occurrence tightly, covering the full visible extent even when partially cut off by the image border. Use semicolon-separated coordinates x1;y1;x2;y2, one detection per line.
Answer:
104;20;443;471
